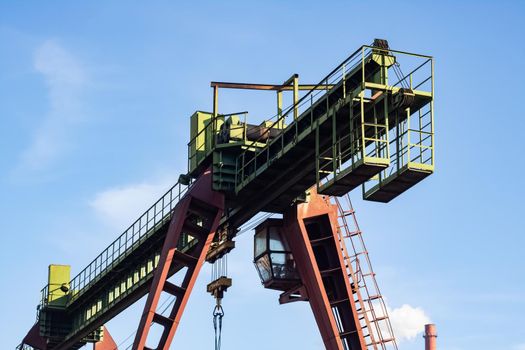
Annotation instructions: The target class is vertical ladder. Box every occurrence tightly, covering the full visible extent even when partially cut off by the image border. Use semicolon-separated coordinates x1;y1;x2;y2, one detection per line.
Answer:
334;195;398;350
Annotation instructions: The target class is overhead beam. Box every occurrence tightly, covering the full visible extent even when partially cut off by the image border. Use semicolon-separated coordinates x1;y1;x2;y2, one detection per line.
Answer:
210;81;334;91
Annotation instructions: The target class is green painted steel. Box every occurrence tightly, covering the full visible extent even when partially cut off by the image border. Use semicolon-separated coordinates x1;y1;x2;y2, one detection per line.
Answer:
183;43;434;221
36;182;191;349
27;41;435;350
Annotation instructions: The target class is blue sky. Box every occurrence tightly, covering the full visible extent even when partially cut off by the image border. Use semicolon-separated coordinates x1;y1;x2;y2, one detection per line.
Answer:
1;1;524;349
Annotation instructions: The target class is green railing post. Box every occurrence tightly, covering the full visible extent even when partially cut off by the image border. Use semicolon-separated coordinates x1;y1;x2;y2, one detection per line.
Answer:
407;107;411;166
360;93;365;162
315;125;320;191
332;77;337;177
293;75;299;121
342;63;346;98
384;94;390;160
361;47;365;85
431;58;435;168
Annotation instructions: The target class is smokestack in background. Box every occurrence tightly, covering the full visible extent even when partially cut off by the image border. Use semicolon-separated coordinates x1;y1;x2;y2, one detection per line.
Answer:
424;324;437;350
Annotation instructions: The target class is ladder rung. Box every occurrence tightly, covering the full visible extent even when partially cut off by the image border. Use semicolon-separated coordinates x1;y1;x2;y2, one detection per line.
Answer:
320;266;342;277
330;298;349;307
371;316;388;322
310;236;333;245
368;338;395;346
152;313;174;327
163;281;186;296
173;250;198;266
339;329;358;338
364;295;381;302
346;230;361;237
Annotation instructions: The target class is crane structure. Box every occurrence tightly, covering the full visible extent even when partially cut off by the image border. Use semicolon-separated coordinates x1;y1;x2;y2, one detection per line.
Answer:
19;39;434;350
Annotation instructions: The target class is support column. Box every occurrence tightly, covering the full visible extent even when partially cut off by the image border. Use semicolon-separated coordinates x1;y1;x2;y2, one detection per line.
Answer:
133;168;224;350
283;189;367;350
20;323;47;350
94;326;117;350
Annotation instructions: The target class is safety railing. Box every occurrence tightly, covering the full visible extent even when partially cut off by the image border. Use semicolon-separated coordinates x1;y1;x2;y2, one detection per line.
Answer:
363;45;433;175
316;118;390;187
391;56;433;92
224;112;249;142
361;47;434;195
40;180;191;308
40;284;49;308
235;45;377;190
187;112;249;174
187;115;217;174
385;103;433;179
407;104;434;167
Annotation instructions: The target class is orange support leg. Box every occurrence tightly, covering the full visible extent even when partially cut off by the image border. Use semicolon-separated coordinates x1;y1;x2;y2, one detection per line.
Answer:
284;189;367;350
20;323;47;350
132;169;224;350
94;326;118;350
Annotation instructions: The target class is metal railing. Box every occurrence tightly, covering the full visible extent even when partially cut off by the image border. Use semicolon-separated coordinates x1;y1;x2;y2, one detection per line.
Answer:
361;49;434;194
187;112;249;174
235;45;377;191
387;106;433;179
40;180;191;308
391;57;433;91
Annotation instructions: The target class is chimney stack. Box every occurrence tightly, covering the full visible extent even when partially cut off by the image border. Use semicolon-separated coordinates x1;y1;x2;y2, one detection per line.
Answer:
424;324;437;350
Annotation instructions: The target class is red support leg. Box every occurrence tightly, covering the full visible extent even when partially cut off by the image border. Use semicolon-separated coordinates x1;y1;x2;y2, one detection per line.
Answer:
20;323;47;350
94;326;118;350
284;189;367;350
132;169;224;350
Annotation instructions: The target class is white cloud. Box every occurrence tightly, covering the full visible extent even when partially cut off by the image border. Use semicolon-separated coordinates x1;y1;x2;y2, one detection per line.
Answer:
388;304;431;342
89;178;175;231
363;301;430;343
18;39;86;171
513;343;525;350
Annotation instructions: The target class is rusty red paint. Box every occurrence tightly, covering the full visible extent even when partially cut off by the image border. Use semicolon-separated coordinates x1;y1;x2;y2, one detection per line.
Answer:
132;168;225;350
424;324;437;350
21;323;47;350
283;189;367;350
93;327;118;350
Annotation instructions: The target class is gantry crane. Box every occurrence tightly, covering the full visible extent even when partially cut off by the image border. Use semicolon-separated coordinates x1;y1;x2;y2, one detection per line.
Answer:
19;39;434;350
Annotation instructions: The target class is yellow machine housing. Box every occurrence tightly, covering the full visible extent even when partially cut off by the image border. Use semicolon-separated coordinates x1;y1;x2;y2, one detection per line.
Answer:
188;110;285;188
47;264;70;308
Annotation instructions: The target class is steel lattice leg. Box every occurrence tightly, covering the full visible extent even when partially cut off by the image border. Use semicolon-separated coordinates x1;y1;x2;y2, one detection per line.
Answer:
132;169;224;350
